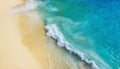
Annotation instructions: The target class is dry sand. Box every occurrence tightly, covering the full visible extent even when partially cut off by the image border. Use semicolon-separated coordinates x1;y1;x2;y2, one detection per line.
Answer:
0;0;41;69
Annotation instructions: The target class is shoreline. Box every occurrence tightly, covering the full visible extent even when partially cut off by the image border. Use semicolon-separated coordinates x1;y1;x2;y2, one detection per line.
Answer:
45;24;98;69
0;0;91;69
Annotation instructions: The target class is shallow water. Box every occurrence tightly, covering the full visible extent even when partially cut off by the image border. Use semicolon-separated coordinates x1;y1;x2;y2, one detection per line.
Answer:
35;0;120;69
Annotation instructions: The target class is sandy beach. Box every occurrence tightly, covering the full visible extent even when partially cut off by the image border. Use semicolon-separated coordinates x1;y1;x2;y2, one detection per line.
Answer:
0;0;41;69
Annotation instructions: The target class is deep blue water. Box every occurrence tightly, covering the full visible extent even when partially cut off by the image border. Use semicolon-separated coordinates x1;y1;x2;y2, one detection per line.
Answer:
36;0;120;69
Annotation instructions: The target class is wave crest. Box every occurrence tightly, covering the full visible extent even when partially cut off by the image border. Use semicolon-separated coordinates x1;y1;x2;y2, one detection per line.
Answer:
45;24;99;69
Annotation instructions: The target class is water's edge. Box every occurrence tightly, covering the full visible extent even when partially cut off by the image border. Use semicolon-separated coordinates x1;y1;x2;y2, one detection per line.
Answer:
45;24;99;69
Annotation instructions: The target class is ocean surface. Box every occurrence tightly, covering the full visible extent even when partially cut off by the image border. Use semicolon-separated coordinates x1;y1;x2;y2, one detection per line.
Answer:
16;0;120;69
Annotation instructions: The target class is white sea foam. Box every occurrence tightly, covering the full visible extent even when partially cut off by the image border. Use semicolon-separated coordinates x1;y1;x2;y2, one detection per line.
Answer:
10;0;43;14
45;24;99;69
39;0;58;12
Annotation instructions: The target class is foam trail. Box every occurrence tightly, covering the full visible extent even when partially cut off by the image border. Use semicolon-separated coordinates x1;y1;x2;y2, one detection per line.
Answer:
45;24;99;69
10;0;42;14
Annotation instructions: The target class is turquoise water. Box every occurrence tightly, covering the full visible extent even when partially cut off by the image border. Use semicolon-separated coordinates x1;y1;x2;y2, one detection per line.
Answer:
36;0;120;69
